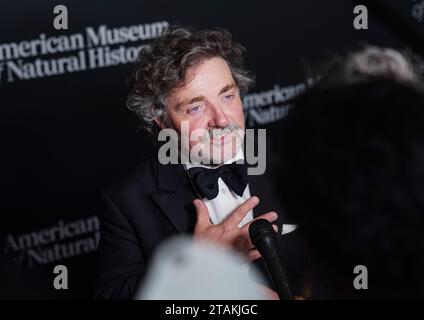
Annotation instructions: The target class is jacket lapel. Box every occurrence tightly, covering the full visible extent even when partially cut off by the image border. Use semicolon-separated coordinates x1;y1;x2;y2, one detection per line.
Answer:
150;160;197;233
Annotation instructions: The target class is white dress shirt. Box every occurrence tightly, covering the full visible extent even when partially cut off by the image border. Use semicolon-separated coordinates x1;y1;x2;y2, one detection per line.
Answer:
184;148;254;228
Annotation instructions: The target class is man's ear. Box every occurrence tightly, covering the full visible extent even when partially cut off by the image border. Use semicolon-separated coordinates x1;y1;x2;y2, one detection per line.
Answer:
154;117;166;129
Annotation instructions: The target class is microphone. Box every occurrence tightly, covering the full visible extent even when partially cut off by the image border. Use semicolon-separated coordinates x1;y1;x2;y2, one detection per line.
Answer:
249;219;293;300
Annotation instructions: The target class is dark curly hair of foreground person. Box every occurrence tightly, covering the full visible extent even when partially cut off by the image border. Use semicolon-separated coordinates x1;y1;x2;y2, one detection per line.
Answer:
276;47;424;299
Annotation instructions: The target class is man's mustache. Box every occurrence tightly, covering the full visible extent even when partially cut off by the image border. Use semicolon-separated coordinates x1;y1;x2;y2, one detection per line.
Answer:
201;123;243;142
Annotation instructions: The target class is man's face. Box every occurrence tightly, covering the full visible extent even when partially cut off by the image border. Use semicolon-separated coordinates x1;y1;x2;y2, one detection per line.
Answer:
156;57;245;164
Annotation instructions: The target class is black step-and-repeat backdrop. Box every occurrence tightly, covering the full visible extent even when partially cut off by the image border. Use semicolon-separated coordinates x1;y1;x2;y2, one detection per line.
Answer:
0;0;421;299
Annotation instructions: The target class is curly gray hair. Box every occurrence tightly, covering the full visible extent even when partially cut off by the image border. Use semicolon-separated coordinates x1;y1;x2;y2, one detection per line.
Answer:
127;26;254;133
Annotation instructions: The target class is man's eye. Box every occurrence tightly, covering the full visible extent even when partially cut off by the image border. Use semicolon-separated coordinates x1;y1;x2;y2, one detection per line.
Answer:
224;94;235;101
188;105;201;113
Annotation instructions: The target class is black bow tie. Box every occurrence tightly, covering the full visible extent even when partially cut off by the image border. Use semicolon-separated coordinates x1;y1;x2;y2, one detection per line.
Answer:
188;163;248;200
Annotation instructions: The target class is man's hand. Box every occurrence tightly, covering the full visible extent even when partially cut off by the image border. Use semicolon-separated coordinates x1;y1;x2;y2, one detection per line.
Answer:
193;196;278;261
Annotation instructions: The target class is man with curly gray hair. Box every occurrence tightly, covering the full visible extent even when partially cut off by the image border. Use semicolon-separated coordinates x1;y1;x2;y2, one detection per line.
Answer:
127;26;253;134
95;26;302;300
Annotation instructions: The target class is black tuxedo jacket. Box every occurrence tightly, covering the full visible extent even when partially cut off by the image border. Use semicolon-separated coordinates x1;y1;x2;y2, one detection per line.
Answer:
94;153;307;299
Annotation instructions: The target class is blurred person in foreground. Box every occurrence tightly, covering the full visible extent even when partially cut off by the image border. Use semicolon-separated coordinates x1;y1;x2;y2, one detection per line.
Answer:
276;46;424;299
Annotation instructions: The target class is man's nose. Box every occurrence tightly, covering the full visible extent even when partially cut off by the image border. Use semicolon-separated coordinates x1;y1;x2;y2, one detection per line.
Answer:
208;104;229;128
